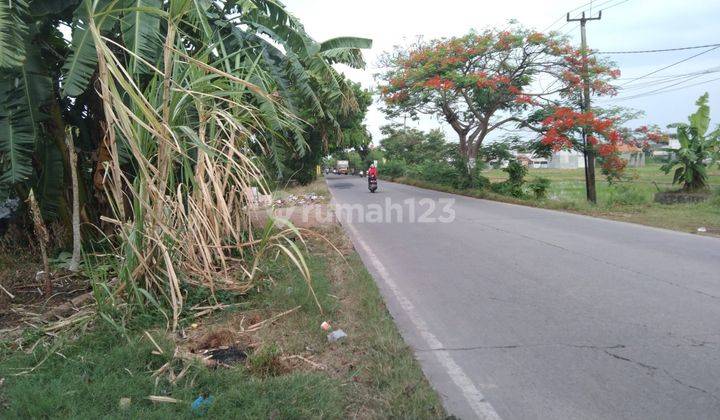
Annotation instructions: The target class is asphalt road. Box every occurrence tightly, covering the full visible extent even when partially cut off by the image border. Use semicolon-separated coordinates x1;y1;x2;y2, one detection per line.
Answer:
325;174;720;420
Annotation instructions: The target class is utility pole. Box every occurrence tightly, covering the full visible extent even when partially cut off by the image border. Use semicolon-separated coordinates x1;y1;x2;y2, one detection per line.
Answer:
567;11;601;204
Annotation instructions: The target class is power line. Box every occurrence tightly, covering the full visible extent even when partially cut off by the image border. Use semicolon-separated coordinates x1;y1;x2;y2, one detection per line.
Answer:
616;66;720;80
543;0;596;32
544;0;619;33
599;42;720;54
612;75;720;101
600;0;630;12
618;45;720;87
618;67;720;91
619;72;711;99
551;0;629;40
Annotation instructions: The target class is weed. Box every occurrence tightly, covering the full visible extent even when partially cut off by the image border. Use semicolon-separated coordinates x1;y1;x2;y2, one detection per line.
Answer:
604;183;649;206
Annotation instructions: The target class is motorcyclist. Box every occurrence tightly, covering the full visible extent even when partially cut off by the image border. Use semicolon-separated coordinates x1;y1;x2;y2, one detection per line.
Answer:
367;163;378;192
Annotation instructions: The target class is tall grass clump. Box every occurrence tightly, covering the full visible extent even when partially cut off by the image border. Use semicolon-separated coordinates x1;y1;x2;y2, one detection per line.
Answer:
86;2;316;329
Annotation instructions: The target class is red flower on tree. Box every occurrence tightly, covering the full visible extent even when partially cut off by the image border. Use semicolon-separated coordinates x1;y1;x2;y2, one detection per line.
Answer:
424;75;455;90
378;26;620;173
540;107;627;181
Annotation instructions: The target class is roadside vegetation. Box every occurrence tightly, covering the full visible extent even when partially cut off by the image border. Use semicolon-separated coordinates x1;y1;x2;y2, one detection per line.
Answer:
1;180;443;418
0;1;444;417
330;95;720;235
324;24;720;235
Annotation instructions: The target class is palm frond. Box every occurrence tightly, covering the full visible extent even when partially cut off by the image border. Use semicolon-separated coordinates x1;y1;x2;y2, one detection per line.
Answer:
319;36;372;68
34;137;64;219
62;0;118;96
31;0;81;16
0;81;35;185
121;0;162;74
0;0;29;69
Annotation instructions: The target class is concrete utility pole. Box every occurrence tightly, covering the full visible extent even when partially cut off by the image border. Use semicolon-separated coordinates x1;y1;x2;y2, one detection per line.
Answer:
567;11;601;204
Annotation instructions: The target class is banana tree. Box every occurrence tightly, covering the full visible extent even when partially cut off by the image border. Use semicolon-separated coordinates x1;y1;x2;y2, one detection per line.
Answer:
0;0;371;325
0;0;371;222
661;93;720;191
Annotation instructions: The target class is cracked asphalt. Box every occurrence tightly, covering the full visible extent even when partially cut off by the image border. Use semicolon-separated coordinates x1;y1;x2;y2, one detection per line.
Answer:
326;174;720;419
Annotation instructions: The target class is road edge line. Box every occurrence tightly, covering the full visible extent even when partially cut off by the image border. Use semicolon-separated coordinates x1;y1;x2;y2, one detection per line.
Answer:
329;193;500;419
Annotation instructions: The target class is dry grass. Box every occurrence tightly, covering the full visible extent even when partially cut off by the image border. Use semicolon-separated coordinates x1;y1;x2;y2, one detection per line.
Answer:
80;5;315;330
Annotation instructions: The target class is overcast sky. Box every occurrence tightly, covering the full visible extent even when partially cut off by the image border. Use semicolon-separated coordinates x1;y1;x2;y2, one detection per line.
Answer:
285;0;720;144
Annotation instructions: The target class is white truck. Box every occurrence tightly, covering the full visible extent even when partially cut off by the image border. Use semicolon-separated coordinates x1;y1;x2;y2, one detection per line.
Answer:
336;160;349;175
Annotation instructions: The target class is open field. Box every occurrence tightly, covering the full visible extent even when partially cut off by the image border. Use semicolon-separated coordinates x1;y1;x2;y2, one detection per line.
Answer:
484;163;720;204
0;181;443;419
387;163;720;235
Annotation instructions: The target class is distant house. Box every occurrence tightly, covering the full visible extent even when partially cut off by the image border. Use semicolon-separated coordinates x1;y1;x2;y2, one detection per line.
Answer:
617;144;645;167
652;138;680;157
516;155;533;166
513;153;549;169
547;150;585;169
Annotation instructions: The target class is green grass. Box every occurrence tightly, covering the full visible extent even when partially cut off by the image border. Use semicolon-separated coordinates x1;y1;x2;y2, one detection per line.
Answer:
483;163;720;205
0;209;443;418
391;163;720;234
0;328;342;419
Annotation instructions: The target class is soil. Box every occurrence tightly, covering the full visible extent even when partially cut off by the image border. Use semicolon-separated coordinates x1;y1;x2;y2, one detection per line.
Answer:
248;204;337;229
0;263;92;331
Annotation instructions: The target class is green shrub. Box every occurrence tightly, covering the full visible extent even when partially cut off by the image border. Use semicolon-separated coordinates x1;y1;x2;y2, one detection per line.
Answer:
472;174;491;190
380;160;407;179
605;183;649;206
504;160;528;185
528;177;551;199
404;164;420;179
449;158;490;190
415;161;458;185
491;181;524;198
491;160;528;197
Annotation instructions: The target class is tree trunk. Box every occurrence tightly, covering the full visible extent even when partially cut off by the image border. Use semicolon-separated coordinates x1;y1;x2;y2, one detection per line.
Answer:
458;133;468;159
66;129;81;272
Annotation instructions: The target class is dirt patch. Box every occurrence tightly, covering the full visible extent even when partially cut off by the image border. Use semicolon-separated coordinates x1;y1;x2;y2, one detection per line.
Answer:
654;190;710;204
249;204;337;229
0;268;92;333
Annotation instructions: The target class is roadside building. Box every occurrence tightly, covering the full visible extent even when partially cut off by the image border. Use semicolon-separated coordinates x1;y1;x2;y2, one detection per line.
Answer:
652;138;680;157
547;150;586;169
617;144;645;167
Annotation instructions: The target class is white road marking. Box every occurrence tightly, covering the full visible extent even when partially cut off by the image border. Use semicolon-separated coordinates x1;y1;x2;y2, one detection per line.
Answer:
340;215;501;420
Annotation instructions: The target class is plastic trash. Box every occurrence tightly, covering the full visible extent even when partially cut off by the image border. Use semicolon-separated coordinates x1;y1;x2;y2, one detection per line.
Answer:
191;395;214;416
320;321;331;331
327;329;347;343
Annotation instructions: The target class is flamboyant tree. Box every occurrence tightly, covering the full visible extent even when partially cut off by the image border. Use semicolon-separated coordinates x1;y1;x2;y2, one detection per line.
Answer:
379;27;620;173
534;106;626;182
623;125;669;152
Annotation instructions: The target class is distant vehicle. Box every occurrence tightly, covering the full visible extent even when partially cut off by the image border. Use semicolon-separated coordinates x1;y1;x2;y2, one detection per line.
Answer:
368;174;377;193
336;160;349;175
359;170;364;177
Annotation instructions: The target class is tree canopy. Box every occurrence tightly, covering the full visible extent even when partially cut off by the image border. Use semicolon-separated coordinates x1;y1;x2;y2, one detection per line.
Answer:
379;125;453;165
378;26;620;172
0;0;372;217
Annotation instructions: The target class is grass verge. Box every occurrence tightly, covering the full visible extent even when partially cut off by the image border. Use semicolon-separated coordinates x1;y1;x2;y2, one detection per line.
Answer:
385;165;720;235
0;180;444;419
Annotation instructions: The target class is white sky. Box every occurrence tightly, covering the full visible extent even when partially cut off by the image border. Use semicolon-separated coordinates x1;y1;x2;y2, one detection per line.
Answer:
285;0;720;144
